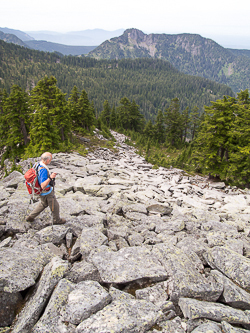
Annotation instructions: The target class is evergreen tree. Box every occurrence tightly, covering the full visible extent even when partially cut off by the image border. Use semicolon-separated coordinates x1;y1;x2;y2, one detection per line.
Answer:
68;86;80;131
28;76;69;153
143;120;155;140
100;100;111;126
0;89;8;149
130;99;145;132
154;109;165;143
181;107;190;142
3;85;29;156
190;106;200;140
77;89;95;131
110;105;117;129
164;97;182;146
194;95;237;180
117;97;132;130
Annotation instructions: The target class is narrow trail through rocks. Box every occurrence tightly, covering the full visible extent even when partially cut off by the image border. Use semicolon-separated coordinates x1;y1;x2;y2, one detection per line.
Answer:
0;131;250;333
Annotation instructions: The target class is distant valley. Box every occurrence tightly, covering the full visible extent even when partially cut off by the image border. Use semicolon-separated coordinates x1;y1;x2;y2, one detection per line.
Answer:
0;27;250;94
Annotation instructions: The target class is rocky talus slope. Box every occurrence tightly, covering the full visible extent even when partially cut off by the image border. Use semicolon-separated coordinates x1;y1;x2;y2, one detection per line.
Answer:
0;131;250;333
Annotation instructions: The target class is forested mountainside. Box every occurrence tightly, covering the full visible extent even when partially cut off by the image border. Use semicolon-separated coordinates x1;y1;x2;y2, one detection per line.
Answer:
0;31;28;48
228;48;250;58
88;28;250;94
0;40;233;120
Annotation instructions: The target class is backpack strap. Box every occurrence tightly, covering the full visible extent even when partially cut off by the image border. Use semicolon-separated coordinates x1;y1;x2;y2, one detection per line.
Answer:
37;163;51;194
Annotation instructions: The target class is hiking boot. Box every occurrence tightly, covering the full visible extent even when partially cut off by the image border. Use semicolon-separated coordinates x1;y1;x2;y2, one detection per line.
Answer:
55;218;66;224
26;216;34;222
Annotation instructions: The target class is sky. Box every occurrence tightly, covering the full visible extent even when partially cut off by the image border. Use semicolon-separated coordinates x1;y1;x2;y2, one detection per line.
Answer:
1;0;250;48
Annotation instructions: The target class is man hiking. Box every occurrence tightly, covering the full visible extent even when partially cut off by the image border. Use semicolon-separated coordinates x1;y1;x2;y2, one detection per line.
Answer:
26;152;66;224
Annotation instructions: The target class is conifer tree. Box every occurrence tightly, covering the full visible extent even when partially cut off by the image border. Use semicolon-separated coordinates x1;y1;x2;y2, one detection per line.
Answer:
0;89;8;149
3;85;29;156
76;89;95;132
190;106;200;140
181;107;190;142
110;105;117;129
29;76;69;153
154;110;165;143
194;95;237;179
117;97;131;130
143;120;155;140
100;100;111;126
164;97;182;146
68;86;80;131
130;99;145;132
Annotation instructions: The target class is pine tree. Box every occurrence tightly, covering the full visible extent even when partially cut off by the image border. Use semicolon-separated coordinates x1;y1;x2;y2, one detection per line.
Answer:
143;120;155;140
100;100;111;126
130;99;145;132
117;97;131;130
0;89;8;149
3;85;29;156
154;109;165;143
110;105;117;129
164;97;182;146
181;107;190;142
28;76;69;153
68;86;80;131
190;106;200;140
194;95;237;179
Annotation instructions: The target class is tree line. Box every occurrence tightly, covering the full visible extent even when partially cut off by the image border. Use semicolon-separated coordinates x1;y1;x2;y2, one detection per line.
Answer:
1;74;250;186
0;75;202;161
0;39;234;121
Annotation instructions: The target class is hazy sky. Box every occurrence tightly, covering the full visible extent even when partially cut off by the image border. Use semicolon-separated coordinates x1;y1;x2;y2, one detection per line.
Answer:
1;0;250;46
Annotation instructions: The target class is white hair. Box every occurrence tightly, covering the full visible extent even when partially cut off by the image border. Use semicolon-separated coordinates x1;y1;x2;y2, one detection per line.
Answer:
41;153;52;162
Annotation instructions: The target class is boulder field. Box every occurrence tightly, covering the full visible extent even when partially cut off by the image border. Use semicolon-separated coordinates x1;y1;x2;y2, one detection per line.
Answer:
0;131;250;333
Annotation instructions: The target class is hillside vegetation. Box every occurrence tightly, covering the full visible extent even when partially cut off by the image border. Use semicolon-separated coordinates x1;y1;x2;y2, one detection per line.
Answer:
88;28;250;94
0;39;233;120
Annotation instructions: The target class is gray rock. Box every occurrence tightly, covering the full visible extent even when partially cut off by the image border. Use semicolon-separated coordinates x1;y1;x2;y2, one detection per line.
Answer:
0;291;22;327
109;286;135;301
147;204;173;216
191;322;222;332
65;260;101;283
205;246;250;290
210;270;250;310
221;321;250;333
127;232;144;246
63;280;111;324
0;247;49;293
154;244;222;302
0;237;12;248
179;297;250;325
107;226;129;241
123;203;148;215
80;227;108;258
75;299;162;333
88;245;168;284
135;281;169;311
35;225;70;245
0;171;23;188
159;316;186;333
32;278;75;333
57;197;84;216
12;256;69;333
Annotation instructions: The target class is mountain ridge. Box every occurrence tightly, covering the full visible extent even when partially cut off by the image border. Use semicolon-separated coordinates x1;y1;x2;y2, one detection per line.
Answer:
87;28;250;94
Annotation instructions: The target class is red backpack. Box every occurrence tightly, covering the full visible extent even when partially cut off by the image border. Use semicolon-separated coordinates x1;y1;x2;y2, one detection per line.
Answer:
24;163;48;199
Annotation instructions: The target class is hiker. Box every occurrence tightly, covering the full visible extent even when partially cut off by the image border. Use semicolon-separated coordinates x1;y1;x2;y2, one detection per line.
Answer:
26;152;66;224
